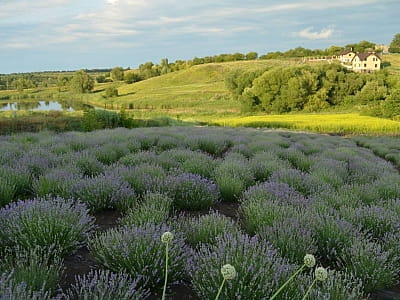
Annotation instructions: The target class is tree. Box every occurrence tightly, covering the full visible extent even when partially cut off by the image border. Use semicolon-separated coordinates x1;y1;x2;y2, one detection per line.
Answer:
111;67;124;81
57;75;69;91
96;75;106;83
160;58;171;75
70;70;94;93
105;86;118;98
245;52;258;60
389;33;400;53
124;71;142;84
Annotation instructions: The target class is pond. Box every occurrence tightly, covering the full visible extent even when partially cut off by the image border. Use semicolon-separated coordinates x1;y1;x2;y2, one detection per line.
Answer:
0;100;93;112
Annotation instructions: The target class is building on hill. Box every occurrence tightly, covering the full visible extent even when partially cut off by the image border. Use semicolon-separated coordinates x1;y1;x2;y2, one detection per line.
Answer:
375;44;389;54
351;52;381;72
339;50;356;64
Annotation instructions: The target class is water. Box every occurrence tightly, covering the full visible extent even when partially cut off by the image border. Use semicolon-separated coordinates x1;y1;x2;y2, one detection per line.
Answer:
0;100;92;112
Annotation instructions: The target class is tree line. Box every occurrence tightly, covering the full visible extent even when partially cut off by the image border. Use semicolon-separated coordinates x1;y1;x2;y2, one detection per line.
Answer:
225;63;400;118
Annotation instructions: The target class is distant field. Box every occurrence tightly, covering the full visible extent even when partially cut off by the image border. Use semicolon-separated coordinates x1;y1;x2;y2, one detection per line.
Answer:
382;53;400;75
207;113;400;136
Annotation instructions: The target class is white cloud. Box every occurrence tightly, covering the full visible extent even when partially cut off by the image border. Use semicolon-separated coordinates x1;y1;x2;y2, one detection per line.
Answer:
296;27;335;40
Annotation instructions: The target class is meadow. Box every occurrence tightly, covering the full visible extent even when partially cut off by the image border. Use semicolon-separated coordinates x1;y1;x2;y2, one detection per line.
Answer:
1;126;400;299
208;113;400;136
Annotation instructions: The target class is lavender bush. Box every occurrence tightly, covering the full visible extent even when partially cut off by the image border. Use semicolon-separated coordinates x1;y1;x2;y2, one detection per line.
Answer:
310;214;361;265
89;223;187;291
94;144;129;165
63;270;149;300
69;174;136;212
0;272;52;300
0;196;95;256
119;192;173;226
175;211;239;247
277;148;313;172
165;173;220;210
214;157;254;201
0;166;32;200
189;233;295;300
339;237;398;292
112;163;166;196
32;167;80;199
118;151;158;167
269;168;328;197
340;205;400;239
0;246;63;294
74;151;105;176
249;151;291;182
257;218;318;265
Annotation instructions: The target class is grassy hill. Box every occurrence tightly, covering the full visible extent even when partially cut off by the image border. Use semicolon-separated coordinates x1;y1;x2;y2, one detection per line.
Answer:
90;59;301;118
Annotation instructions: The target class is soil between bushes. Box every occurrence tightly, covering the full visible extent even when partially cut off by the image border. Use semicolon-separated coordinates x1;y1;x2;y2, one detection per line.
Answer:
60;202;399;300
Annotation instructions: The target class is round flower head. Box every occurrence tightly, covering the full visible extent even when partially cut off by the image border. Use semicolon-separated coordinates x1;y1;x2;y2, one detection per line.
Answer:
303;254;316;268
315;267;328;282
221;264;236;280
161;231;174;243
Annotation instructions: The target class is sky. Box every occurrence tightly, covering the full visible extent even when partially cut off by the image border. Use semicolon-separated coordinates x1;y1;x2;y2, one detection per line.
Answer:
0;0;399;74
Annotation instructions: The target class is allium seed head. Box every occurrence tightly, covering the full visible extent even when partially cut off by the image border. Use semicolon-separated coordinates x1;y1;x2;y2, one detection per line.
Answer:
304;254;316;268
315;267;328;282
221;264;236;280
161;231;174;243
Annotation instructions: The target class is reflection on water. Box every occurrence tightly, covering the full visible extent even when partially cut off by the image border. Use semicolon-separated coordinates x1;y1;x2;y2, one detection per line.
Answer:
0;100;93;111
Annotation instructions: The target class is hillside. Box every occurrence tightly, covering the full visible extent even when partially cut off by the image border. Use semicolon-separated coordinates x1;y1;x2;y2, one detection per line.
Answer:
91;59;301;118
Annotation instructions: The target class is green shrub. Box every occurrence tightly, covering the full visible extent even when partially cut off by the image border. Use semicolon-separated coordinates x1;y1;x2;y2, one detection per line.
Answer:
0;246;63;294
175;211;239;247
119;192;173;226
90;224;187;291
189;233;295;300
0;197;95;256
339;237;398;292
165;173;220;210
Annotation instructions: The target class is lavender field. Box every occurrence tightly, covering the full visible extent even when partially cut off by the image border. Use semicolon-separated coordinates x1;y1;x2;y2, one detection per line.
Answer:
1;127;400;299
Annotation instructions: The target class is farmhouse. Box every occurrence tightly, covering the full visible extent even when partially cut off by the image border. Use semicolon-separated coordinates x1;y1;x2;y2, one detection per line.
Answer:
351;52;381;72
339;50;356;64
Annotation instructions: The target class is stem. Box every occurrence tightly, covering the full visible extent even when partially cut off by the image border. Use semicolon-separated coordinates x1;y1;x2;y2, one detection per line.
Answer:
302;279;316;300
161;242;169;300
270;264;306;300
215;278;226;300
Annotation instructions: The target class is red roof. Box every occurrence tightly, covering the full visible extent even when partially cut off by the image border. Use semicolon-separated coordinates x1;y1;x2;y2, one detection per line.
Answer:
354;52;381;61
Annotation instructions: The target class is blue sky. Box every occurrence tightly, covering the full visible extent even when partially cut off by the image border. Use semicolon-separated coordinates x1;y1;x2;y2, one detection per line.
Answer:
0;0;398;73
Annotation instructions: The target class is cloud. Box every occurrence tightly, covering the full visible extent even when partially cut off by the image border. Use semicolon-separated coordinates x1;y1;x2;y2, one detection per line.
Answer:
296;27;335;40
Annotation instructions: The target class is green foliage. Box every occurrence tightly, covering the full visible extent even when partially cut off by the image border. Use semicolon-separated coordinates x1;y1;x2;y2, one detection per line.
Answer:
226;62;397;113
70;70;94;93
119;192;173;226
82;109;122;131
110;67;124;81
96;75;106;83
105;86;119;98
0;246;63;294
175;211;239;247
89;224;187;291
345;40;376;53
124;71;142;84
389;33;400;53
